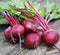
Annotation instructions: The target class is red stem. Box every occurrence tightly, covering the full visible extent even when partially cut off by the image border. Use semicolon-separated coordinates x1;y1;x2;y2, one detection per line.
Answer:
45;11;50;22
33;16;47;31
6;13;16;26
45;15;48;22
27;0;50;30
2;12;19;26
18;10;33;18
46;19;51;24
19;10;33;18
7;13;19;25
2;12;14;26
17;1;50;30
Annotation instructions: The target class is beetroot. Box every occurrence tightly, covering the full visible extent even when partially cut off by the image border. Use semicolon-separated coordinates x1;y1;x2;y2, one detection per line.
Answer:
4;26;19;44
42;29;59;46
18;0;60;51
1;0;60;51
12;24;25;38
24;33;41;49
2;12;25;47
2;12;25;38
22;20;37;32
4;26;11;41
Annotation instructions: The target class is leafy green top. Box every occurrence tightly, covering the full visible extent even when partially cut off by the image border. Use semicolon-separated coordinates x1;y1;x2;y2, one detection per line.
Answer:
0;0;60;24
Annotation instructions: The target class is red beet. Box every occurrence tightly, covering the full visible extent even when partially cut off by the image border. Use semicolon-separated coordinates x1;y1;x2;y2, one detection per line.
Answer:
18;1;60;51
4;26;19;44
12;24;25;38
22;20;37;32
24;33;41;49
2;12;25;39
42;29;59;46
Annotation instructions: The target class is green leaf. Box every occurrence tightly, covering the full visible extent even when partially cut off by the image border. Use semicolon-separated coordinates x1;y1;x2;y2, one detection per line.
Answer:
0;2;10;12
50;11;60;19
9;10;21;16
20;13;33;20
7;0;26;9
0;18;9;24
30;2;40;11
24;9;36;16
57;9;60;14
43;0;60;20
45;0;57;12
24;1;40;11
40;9;46;18
0;15;9;24
51;3;57;11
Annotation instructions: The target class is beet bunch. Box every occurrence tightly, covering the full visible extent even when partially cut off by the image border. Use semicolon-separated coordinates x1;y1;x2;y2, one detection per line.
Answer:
1;0;60;52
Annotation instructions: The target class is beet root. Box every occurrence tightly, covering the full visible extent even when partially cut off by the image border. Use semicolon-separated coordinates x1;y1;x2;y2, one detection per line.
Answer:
42;29;59;46
12;24;25;38
24;33;41;49
4;26;19;44
22;20;37;32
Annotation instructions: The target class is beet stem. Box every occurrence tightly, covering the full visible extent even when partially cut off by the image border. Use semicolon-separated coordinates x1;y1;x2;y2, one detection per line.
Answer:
6;12;16;26
2;12;14;26
2;12;19;26
46;19;51;24
53;45;60;52
45;11;50;22
27;0;50;30
18;10;33;18
7;12;19;25
33;16;47;31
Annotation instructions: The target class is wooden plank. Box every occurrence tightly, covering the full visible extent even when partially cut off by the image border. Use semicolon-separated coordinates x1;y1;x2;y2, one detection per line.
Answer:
0;32;25;55
6;45;24;55
17;45;47;55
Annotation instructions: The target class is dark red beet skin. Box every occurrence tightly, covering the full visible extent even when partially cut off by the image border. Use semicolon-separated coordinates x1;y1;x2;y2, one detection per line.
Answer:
42;29;59;46
24;33;41;49
4;26;12;41
22;20;37;32
4;26;18;44
37;29;44;37
12;24;25;38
